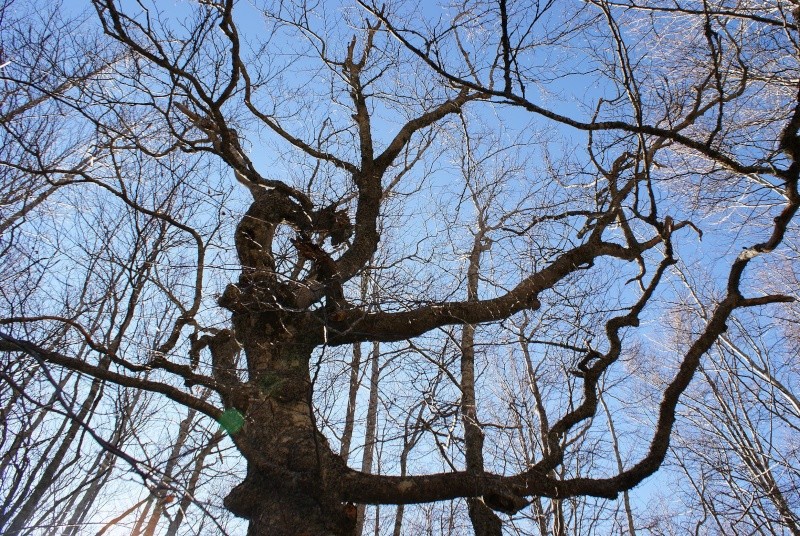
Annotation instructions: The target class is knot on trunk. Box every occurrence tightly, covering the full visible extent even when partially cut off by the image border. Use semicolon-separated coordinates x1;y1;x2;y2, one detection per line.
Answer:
224;471;356;535
482;489;529;515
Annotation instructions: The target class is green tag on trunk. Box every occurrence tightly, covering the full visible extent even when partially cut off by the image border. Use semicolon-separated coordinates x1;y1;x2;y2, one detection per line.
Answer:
218;408;245;434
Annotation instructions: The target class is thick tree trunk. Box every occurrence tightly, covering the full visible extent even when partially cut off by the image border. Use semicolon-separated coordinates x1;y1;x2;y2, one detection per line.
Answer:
219;317;355;535
227;469;354;536
224;423;357;535
217;194;359;535
223;393;357;535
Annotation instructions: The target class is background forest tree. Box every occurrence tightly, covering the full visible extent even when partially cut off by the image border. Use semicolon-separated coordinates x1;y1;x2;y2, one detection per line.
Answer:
1;0;799;534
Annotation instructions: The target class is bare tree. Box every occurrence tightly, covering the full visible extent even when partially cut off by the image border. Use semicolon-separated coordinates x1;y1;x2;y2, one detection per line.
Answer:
641;268;800;536
2;0;800;535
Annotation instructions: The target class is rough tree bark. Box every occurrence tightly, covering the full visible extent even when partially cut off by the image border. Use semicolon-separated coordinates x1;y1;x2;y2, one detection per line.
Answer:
208;190;358;535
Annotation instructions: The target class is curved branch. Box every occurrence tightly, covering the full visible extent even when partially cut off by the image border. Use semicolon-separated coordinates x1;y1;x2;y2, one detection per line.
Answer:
318;236;662;345
359;0;778;177
0;332;223;420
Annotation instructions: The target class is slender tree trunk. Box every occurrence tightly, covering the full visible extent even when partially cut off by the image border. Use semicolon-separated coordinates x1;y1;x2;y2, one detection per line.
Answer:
392;504;405;536
0;369;73;525
141;408;198;536
64;382;143;536
354;341;380;535
340;341;362;463
4;369;107;535
341;272;371;464
131;499;153;536
60;447;117;536
520;322;565;536
165;430;224;536
462;233;502;535
392;446;410;536
95;499;148;536
600;393;636;536
703;370;800;536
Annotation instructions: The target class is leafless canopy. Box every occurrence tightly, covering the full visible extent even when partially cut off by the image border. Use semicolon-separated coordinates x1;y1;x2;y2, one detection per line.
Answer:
2;1;799;535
